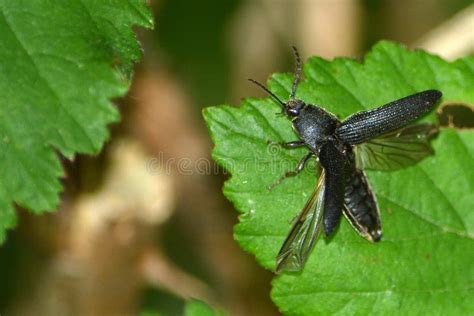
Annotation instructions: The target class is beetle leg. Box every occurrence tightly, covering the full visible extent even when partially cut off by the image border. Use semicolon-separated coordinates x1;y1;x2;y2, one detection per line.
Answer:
267;140;306;149
268;152;313;190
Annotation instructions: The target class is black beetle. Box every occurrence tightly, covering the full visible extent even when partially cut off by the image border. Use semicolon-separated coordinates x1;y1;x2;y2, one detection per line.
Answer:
250;47;442;272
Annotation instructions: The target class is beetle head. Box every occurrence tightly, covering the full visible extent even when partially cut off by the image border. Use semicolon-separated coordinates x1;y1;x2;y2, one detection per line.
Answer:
285;99;305;117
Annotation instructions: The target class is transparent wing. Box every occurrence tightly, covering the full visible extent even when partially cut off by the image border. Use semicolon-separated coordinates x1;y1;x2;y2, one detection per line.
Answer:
276;171;326;273
355;124;437;171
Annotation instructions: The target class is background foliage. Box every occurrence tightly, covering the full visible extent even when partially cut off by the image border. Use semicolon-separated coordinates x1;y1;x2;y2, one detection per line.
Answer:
0;0;153;241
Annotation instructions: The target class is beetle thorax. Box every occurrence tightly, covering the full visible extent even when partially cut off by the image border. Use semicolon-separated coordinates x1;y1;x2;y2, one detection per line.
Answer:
292;104;340;152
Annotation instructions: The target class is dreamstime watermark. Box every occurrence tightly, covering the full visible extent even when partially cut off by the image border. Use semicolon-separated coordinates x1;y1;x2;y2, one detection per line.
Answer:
146;152;227;176
146;143;317;176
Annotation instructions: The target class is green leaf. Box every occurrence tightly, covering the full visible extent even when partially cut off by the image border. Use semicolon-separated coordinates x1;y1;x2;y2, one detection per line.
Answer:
0;1;153;241
203;41;474;315
184;300;226;316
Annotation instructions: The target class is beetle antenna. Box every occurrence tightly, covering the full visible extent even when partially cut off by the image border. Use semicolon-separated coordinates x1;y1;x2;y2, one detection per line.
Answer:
290;46;301;100
248;78;285;107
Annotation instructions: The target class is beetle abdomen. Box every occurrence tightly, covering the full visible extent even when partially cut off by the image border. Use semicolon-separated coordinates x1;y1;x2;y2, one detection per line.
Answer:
343;167;382;242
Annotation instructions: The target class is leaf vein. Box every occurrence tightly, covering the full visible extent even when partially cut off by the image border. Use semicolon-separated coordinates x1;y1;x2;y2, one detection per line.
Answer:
1;10;96;150
377;193;473;239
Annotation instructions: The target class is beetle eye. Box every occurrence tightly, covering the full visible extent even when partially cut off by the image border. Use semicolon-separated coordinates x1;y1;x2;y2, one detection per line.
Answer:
287;108;299;116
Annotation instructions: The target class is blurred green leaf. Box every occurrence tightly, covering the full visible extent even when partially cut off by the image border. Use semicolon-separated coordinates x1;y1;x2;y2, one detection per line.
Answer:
155;0;238;106
204;41;474;315
184;300;226;316
0;0;153;242
140;311;162;316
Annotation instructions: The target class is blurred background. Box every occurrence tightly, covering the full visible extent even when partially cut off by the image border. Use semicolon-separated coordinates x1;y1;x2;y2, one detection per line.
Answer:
0;1;472;315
